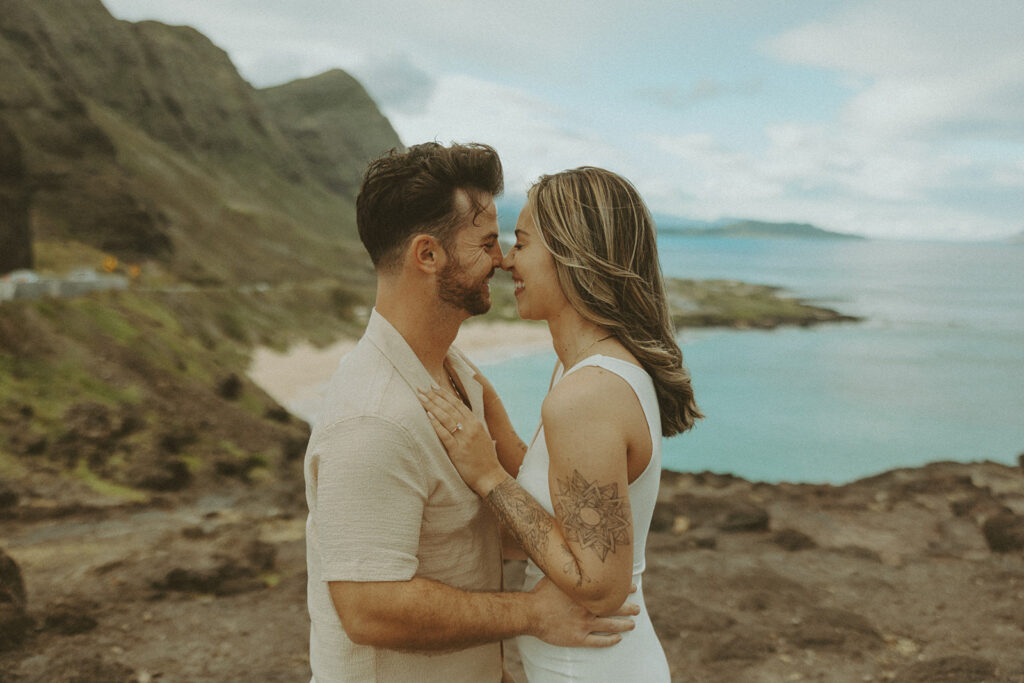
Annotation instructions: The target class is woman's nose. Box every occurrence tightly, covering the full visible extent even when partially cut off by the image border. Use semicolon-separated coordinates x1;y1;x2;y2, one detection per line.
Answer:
501;250;514;271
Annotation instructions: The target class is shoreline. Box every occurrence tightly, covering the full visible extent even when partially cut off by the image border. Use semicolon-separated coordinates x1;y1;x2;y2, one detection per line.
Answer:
247;319;552;423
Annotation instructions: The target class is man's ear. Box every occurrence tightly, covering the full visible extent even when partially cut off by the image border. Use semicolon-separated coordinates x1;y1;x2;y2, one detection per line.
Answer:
408;234;443;273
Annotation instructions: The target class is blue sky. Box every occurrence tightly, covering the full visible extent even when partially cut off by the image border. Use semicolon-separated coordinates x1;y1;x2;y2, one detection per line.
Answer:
101;0;1024;241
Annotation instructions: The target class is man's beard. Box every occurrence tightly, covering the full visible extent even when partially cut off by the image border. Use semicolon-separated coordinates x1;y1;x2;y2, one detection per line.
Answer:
438;257;492;316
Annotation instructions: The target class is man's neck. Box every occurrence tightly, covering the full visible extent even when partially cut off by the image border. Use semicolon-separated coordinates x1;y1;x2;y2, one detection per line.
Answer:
375;295;465;380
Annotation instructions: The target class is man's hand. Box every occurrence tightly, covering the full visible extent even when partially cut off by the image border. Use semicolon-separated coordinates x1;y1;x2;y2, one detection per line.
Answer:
527;578;637;647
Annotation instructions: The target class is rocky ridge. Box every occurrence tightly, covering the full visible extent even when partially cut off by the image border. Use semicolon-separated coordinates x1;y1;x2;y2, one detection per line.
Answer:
2;459;1023;681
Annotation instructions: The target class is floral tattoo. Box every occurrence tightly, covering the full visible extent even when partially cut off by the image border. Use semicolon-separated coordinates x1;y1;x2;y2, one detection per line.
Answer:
554;469;631;562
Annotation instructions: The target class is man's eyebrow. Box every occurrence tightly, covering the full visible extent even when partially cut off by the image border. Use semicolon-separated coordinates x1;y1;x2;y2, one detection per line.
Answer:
482;231;499;242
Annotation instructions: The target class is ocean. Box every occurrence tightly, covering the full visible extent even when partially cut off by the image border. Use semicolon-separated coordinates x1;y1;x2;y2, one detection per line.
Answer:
480;237;1024;484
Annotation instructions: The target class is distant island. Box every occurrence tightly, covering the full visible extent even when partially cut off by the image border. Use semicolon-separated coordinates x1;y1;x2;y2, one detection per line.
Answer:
659;219;866;241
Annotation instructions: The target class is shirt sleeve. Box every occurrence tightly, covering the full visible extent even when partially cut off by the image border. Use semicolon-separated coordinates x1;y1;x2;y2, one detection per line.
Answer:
311;415;428;582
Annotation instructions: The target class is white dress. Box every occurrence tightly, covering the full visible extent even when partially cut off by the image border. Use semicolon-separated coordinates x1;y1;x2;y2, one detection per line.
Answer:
514;355;671;682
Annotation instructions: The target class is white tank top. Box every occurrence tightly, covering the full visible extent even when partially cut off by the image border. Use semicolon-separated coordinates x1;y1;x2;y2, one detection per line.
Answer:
516;354;662;580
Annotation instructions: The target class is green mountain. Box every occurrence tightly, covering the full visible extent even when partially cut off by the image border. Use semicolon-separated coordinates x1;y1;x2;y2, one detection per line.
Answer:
0;0;401;283
661;219;865;240
256;69;401;198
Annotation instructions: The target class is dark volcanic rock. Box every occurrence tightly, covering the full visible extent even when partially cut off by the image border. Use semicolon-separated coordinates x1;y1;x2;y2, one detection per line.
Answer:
281;435;308;461
950;489;1012;520
830;545;882;563
126;453;192;492
0;486;19;510
52;402;121;467
649;504;676;532
981;512;1024;553
217;373;243;400
894;655;996;682
152;534;276;596
659;493;770;533
788;607;883;651
44;607;99;635
0;118;33;274
63;402;117;442
727;569;818;605
718;504;770;532
703;631;775;662
770;528;818;551
0;548;33;652
0;549;28;612
13;651;135;682
650;596;736;634
264;405;291;423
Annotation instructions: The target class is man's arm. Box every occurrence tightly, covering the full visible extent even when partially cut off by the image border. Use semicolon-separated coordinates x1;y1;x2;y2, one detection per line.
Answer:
330;575;636;652
314;414;634;654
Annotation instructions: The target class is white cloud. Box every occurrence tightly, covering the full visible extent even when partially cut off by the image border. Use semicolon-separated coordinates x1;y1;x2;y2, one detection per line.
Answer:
649;126;1018;240
768;0;1024;140
348;55;436;115
384;74;628;196
99;0;1024;240
636;78;764;111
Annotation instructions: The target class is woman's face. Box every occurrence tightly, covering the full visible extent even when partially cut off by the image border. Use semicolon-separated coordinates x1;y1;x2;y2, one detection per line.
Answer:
501;204;567;321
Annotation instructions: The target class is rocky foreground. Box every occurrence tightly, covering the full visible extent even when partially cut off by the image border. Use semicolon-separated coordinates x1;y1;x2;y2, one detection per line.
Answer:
2;457;1023;682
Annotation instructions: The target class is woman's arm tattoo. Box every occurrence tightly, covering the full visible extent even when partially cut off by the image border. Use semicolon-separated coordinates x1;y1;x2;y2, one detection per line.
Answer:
553;469;631;562
485;478;554;558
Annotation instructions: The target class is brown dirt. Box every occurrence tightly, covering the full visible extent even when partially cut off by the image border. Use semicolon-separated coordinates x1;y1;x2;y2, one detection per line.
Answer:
2;460;1024;682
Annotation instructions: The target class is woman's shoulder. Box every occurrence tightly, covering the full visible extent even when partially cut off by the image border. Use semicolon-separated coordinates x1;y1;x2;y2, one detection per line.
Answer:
543;360;638;422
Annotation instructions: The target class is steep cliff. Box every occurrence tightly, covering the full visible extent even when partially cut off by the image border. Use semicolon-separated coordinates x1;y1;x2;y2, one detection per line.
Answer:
0;0;401;283
0;118;33;274
257;69;403;198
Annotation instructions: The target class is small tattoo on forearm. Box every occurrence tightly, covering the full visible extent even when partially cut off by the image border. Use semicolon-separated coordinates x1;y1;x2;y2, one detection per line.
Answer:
561;543;584;587
486;479;553;558
554;469;631;562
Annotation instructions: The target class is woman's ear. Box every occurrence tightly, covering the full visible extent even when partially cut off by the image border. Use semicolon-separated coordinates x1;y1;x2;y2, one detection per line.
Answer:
409;234;442;273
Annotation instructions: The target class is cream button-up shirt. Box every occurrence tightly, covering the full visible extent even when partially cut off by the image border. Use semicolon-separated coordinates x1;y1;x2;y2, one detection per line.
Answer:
304;309;503;682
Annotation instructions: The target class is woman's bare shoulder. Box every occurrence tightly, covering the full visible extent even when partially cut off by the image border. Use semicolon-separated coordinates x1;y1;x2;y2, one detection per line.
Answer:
542;364;636;425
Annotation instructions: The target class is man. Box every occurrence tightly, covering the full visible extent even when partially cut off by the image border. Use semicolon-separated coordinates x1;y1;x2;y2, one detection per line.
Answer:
304;142;634;682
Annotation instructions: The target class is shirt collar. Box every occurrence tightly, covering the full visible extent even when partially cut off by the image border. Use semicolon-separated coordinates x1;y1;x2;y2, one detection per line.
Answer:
364;308;484;415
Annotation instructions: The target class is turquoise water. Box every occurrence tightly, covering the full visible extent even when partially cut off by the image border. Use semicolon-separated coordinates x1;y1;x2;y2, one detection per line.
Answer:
481;238;1024;484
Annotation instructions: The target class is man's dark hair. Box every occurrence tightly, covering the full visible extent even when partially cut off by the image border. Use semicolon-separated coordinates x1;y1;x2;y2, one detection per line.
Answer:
355;142;504;270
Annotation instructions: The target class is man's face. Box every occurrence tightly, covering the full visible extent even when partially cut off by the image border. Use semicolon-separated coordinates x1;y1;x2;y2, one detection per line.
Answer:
437;190;503;316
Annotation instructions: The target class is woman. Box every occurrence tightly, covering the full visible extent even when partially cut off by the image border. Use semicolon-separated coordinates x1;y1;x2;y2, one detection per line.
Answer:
419;167;701;681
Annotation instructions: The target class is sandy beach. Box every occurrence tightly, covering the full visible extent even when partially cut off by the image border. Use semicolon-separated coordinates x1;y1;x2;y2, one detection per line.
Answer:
247;319;552;422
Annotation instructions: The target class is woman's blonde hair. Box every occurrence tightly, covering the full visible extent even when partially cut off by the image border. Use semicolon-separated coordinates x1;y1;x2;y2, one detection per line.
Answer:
527;167;702;436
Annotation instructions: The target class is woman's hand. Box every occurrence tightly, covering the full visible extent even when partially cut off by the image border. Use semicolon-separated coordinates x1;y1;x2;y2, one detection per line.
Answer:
417;387;508;497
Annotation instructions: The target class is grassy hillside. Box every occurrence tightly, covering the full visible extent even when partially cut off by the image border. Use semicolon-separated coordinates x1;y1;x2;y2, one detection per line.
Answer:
0;283;371;514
